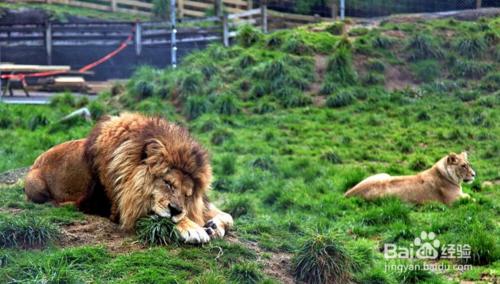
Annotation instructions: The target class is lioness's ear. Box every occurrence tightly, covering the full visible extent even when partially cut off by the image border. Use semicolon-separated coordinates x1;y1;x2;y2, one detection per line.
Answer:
447;153;458;165
461;151;468;160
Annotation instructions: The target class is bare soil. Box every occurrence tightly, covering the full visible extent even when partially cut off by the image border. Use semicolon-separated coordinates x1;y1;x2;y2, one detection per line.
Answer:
59;215;144;254
310;54;328;107
385;65;417;91
0;167;29;185
226;235;295;284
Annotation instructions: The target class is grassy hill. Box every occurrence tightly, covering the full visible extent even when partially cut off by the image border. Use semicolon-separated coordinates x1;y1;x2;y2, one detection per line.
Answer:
0;14;499;283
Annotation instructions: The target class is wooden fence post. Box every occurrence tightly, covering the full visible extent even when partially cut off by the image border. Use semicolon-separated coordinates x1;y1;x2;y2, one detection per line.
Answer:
178;0;184;18
476;0;482;9
261;5;268;33
135;22;142;56
215;0;223;17
45;22;52;65
222;14;229;47
330;0;338;20
111;0;117;12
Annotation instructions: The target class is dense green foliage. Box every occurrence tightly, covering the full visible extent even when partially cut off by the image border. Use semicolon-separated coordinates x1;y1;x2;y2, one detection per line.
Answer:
0;16;499;283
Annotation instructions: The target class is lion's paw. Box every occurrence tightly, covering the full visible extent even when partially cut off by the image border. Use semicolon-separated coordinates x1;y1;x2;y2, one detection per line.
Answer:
204;213;233;239
177;223;210;244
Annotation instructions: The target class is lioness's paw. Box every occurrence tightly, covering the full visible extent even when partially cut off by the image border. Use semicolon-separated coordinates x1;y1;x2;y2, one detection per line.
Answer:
176;222;210;244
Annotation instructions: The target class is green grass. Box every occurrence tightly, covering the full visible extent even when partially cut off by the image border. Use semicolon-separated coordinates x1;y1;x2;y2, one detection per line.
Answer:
0;15;499;283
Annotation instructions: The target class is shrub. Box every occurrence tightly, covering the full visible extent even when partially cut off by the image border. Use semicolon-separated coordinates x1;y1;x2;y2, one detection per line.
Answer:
214;94;240;115
135;215;180;246
0;216;59;249
325;22;344;35
411;60;440;83
325;48;357;86
455;35;486;59
236;25;262;47
406;33;443;61
294;233;353;284
326;90;356;108
452;59;492;79
229;262;263;284
183;95;211;120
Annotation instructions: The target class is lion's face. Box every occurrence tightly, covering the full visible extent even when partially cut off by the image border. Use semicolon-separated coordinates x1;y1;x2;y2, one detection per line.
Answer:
446;152;476;183
151;169;195;223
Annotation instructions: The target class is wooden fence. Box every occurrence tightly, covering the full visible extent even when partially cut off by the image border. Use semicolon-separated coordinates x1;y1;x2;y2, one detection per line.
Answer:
11;0;252;17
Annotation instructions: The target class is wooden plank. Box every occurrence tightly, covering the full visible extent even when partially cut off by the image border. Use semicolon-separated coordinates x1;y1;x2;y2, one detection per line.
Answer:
117;0;153;9
116;7;151;15
68;1;111;11
184;0;212;9
0;64;70;72
183;10;206;17
223;0;248;6
227;8;260;19
268;9;332;22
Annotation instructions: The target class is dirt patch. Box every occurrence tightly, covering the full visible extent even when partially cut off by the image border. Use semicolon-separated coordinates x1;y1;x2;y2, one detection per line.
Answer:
385;65;416;91
309;54;328;106
226;235;295;284
59;215;144;254
0;167;29;185
383;30;406;39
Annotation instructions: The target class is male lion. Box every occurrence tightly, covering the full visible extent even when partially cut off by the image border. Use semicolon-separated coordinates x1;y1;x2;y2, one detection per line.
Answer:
344;152;475;205
84;113;233;243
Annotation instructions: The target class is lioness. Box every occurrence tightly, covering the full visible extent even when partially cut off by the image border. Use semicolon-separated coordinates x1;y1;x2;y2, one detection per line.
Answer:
344;152;475;205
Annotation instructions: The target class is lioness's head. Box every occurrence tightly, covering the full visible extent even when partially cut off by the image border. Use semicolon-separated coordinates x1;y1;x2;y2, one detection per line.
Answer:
142;133;211;223
446;151;476;183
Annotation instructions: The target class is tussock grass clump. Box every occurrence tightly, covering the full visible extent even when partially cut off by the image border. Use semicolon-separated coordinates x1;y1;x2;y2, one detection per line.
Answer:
10;257;80;283
219;154;236;176
126;66;158;100
456;90;479;102
214;94;241;115
406;33;443;61
409;155;429;171
325;48;357;86
88;99;108;120
236;25;262;47
455;35;487;59
50;92;76;108
461;223;499;265
294;233;354;284
28;114;49;131
224;197;256;218
411;60;440;83
283;36;313;55
319;81;336;95
238;54;257;69
326;90;356;108
394;261;437;284
229;262;263;284
452;59;492;79
251;157;276;172
183;95;211;120
178;71;204;96
321;151;343;164
480;72;500;91
326;22;345;35
252;100;277;114
0;216;59;249
282;93;312;108
211;128;233;145
372;35;397;49
366;59;385;72
135;215;180;246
